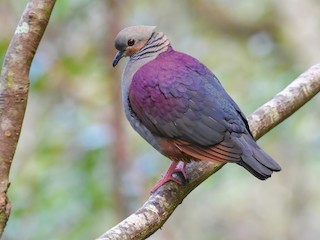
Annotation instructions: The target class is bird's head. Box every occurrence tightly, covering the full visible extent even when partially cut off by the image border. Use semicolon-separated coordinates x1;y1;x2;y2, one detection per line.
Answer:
112;25;156;67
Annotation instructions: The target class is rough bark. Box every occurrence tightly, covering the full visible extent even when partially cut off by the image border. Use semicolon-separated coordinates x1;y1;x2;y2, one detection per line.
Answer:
96;63;320;240
0;0;56;237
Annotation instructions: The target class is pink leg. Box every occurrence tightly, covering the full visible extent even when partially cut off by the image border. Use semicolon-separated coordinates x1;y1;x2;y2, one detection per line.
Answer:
151;161;188;193
174;162;188;180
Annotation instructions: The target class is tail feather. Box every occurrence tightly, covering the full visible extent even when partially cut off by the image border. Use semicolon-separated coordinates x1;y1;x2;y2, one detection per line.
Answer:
252;145;281;170
232;133;281;180
238;160;272;180
240;155;273;180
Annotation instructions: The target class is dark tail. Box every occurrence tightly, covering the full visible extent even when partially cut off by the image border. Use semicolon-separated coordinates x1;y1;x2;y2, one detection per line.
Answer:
232;133;281;180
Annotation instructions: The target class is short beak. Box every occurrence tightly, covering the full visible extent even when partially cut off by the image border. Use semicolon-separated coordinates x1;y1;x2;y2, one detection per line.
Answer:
112;50;124;67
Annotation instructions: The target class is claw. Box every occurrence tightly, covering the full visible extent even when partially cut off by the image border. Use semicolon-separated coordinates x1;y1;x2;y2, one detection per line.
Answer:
151;161;188;193
151;174;183;193
174;162;188;180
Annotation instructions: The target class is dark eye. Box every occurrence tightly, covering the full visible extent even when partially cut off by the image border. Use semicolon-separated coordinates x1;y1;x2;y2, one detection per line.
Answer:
127;39;135;46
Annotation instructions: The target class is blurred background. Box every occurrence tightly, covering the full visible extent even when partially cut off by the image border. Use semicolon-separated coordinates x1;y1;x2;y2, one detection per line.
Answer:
1;0;320;239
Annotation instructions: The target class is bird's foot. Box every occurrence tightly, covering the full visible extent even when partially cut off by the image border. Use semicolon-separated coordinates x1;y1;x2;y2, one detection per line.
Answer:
173;162;188;180
151;174;183;193
151;161;188;193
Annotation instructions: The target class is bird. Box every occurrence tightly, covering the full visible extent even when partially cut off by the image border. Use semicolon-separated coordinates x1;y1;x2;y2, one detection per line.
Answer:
112;25;281;192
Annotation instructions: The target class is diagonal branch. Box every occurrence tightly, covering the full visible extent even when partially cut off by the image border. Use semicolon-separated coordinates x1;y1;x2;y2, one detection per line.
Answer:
0;0;56;237
96;63;320;240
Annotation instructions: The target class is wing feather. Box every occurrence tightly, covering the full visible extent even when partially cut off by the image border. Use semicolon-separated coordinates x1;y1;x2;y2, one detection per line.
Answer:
129;50;248;147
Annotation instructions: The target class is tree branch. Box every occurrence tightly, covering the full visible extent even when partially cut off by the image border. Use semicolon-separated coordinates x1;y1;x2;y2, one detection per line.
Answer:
0;0;56;236
96;63;320;240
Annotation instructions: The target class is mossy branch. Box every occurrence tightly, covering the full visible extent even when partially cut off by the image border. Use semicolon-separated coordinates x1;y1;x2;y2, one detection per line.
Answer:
0;0;56;236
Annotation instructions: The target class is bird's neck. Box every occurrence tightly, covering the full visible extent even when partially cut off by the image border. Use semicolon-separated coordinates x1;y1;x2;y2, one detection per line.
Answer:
131;31;170;61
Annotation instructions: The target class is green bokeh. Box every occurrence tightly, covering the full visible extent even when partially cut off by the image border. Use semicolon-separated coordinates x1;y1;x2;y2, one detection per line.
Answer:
1;0;320;239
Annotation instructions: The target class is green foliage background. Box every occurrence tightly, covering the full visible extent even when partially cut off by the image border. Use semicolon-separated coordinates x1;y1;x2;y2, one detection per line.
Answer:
1;0;320;239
